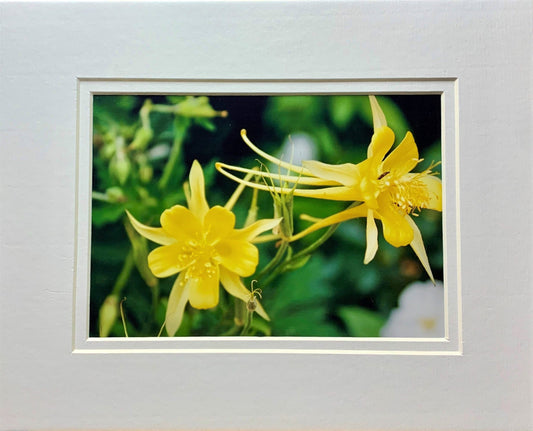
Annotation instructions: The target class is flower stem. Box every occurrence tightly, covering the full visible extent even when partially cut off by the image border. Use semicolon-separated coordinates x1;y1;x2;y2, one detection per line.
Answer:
255;241;289;281
240;310;253;336
259;223;341;287
111;250;135;296
123;217;159;330
158;117;190;190
119;297;129;337
92;191;111;202
284;223;340;266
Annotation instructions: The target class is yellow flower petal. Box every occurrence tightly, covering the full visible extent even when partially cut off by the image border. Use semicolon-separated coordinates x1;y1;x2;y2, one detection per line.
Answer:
160;205;202;243
204;206;235;243
293;185;363;201
188;160;209;219
216;239;258;277
290;204;369;242
363;209;379;264
382;131;419;176
165;272;190;336
231;218;282;242
367;126;395;162
406;216;435;283
219;267;270;321
187;266;220;309
302;160;360;187
378;202;414;247
419;175;442;211
126;210;175;245
369;95;388;130
148;243;193;278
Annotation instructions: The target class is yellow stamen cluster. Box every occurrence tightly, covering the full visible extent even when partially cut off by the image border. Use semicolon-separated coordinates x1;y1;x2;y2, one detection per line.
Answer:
389;178;430;215
178;237;219;279
380;162;439;216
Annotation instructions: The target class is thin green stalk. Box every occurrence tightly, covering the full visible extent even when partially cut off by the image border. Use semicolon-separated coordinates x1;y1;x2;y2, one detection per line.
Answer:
111;250;135;296
259;223;341;287
240;310;253;336
255;241;289;281
158;117;190;190
150;104;180;114
123;217;159;334
119;297;129;337
274;202;361;274
157;320;166;337
92;191;112;202
284;223;340;266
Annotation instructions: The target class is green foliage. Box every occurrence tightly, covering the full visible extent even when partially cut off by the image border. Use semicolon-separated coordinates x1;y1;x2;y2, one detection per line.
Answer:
263;254;343;336
338;306;386;337
90;94;442;338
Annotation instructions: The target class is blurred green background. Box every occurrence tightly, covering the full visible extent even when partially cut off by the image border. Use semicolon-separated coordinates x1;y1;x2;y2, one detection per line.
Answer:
91;94;442;337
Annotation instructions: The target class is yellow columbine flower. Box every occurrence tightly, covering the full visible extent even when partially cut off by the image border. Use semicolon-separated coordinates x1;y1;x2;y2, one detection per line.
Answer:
127;160;280;336
216;96;442;281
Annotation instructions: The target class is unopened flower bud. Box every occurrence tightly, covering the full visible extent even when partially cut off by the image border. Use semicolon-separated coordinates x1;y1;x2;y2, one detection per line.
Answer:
99;294;119;337
129;127;153;151
100;142;116;160
105;186;126;203
175;96;227;118
272;192;294;240
110;155;131;185
139;164;153;183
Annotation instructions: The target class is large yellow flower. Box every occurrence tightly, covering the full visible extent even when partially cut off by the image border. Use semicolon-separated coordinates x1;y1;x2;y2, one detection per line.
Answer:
216;96;442;281
127;160;280;335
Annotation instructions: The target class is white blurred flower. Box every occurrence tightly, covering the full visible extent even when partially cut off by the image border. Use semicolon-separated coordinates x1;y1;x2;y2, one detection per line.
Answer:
380;280;444;337
276;133;318;166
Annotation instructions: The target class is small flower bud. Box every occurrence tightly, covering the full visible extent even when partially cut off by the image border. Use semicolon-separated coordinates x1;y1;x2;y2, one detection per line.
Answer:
99;294;119;337
139;164;153;183
129;127;153;151
105;186;126;203
175;96;227;118
272;192;294;240
110;155;131;185
100;142;116;160
136;154;153;183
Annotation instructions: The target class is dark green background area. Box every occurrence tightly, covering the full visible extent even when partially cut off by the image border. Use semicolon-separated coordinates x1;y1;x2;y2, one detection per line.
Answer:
91;94;442;337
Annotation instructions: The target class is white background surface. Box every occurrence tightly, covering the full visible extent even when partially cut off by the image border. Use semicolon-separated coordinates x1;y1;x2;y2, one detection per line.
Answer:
1;1;531;430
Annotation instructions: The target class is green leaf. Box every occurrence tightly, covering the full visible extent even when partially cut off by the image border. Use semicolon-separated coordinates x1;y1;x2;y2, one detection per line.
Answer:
272;307;341;336
282;254;311;271
92;204;126;227
194;117;217;132
338;306;385;337
261;253;343;336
